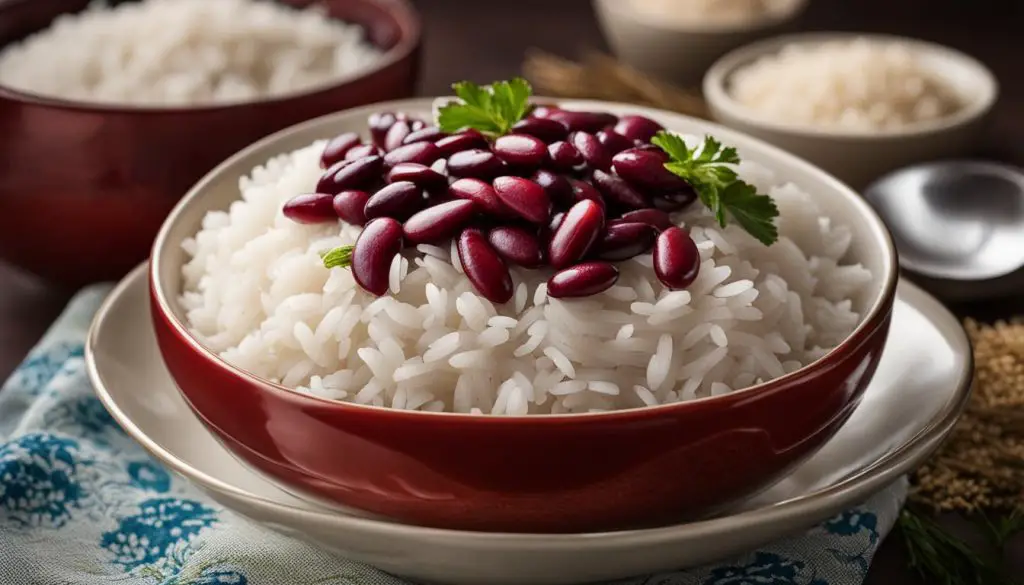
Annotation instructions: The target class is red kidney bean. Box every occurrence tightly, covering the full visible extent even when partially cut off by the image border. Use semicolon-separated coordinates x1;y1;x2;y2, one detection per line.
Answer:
530;104;560;118
317;159;351;193
332;190;370;226
620;145;667;161
614;115;664;143
457;228;514;303
652;187;698;212
610;208;673;231
369;112;397;148
548;211;566;234
548;110;618;133
546;141;583;171
493;134;548;169
633;143;664;152
447;149;506;179
386;162;447;192
384;141;441;167
492;176;551;224
319;155;383;194
531;169;575;208
403;199;477;244
547;262;619;299
282;193;336;224
595;130;634;155
345;144;383;161
352;218;404;296
436;130;488;157
403;126;447;145
596;222;658;261
511;117;569;143
448;178;514;217
570;131;612;171
364;181;425;221
384;120;412;151
548;199;604;269
569;178;606;211
430;158;449;176
591;169;649;209
487;226;544;268
612;148;690;192
321;132;361;168
654;227;701;290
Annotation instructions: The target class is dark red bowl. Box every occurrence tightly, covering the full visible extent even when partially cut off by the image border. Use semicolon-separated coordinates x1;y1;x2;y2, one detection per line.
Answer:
150;98;898;533
0;0;420;287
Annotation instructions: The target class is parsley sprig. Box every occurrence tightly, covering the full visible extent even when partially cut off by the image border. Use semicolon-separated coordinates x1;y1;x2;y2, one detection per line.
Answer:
437;78;532;138
651;131;779;246
321;245;354;269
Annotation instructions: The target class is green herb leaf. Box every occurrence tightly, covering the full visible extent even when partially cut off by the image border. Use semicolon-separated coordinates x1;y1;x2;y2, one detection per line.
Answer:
438;78;533;138
320;245;355;269
652;131;779;246
982;509;1024;550
720;182;779;246
899;509;1013;585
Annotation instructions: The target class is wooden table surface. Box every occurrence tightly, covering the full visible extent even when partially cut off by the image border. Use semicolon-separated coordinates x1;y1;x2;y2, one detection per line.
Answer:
1;0;1021;582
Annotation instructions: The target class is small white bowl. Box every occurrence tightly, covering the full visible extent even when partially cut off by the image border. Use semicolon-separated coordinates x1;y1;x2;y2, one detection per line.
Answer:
593;0;808;85
703;33;999;188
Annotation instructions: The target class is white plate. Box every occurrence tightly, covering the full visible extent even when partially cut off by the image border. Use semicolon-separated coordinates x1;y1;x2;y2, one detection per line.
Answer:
87;265;971;585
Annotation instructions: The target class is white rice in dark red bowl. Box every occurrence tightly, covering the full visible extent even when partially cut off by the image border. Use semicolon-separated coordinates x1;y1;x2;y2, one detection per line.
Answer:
180;134;872;415
0;0;382;106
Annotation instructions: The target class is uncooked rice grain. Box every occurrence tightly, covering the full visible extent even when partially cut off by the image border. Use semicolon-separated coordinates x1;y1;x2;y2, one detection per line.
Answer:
180;133;872;415
729;38;962;131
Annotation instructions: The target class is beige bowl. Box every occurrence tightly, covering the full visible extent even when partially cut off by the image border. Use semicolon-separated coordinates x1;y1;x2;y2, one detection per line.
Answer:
703;33;999;189
593;0;807;86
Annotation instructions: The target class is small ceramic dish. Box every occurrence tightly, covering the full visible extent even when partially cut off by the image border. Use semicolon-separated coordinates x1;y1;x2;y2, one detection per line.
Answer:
0;0;421;287
89;266;972;585
147;97;898;533
593;0;807;85
703;33;998;188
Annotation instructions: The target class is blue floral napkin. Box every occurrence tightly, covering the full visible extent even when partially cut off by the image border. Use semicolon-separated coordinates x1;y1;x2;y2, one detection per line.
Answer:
0;285;907;585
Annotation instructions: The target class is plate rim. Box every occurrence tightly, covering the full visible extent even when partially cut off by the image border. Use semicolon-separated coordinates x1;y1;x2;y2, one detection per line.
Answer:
86;263;972;547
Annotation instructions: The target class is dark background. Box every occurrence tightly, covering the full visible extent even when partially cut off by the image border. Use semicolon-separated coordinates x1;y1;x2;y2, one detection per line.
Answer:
1;0;1022;582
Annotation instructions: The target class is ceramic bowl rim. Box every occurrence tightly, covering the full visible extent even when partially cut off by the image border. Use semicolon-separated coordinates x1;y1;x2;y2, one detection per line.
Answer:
0;0;421;114
90;268;972;542
149;96;899;423
703;32;999;140
593;0;809;35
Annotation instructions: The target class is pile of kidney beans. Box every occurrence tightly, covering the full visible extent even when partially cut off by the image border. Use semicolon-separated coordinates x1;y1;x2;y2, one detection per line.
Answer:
283;106;702;303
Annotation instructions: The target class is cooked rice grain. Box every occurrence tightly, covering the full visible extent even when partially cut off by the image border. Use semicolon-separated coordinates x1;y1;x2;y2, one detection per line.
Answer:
181;136;872;415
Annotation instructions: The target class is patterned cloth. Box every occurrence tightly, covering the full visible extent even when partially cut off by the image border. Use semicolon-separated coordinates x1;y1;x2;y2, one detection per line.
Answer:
0;285;907;585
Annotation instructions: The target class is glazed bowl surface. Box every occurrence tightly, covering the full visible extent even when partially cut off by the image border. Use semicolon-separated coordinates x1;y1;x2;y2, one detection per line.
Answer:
0;0;421;286
150;97;898;533
593;0;807;85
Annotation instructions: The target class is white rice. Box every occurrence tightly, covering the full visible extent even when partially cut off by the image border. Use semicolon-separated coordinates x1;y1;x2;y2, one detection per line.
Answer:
729;38;962;131
180;135;873;415
0;0;381;106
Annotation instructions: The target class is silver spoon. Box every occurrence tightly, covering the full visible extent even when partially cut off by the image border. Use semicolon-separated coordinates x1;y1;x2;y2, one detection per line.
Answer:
863;160;1024;302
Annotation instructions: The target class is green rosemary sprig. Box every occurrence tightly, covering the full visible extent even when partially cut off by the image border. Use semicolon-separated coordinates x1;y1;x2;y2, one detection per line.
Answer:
899;508;1015;585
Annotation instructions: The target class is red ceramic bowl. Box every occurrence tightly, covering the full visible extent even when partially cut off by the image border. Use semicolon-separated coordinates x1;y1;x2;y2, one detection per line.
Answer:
0;0;420;288
150;98;898;533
